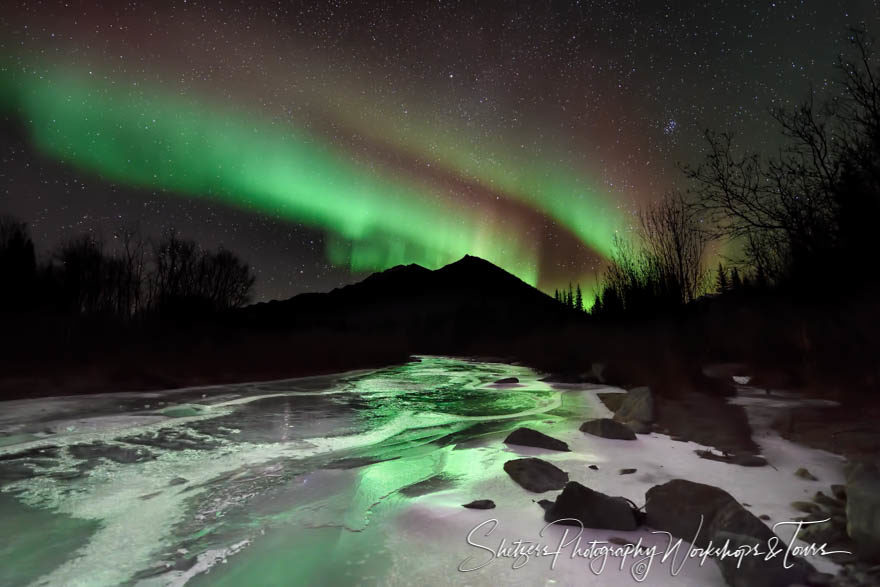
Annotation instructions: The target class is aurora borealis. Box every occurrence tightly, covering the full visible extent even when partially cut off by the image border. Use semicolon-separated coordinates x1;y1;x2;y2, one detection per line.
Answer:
1;1;876;300
0;66;544;284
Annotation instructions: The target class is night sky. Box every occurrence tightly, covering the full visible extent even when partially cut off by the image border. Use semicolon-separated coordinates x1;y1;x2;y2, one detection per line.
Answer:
1;1;877;302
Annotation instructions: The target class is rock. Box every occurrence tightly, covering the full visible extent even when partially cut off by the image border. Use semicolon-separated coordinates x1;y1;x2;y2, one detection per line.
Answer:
846;465;880;561
695;450;767;467
614;386;654;425
798;519;847;545
504;427;570;452
543;482;639;530
503;458;569;493
537;499;554;511
734;455;768;467
759;514;770;520
795;467;819;481
645;479;779;550
713;531;814;587
494;377;519;384
580;418;636;441
169;477;189;486
831;484;847;501
609;536;631;546
597;392;626;413
588;465;599;470
792;501;825;515
814;491;844;511
462;500;496;509
619;468;637;475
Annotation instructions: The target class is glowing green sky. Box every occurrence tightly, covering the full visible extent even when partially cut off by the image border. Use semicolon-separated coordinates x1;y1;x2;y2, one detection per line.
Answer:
320;86;625;259
1;62;625;291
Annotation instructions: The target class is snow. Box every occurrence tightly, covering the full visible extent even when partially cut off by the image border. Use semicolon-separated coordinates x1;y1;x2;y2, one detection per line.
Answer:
0;358;849;586
385;384;847;585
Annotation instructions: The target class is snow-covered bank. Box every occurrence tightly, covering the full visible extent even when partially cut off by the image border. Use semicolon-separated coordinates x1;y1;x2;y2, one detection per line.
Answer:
389;383;847;585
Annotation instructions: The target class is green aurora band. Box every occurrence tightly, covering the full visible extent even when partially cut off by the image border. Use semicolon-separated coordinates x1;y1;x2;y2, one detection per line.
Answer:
1;65;624;290
322;86;627;260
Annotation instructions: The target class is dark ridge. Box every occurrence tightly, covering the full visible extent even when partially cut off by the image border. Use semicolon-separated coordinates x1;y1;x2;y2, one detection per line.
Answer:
234;254;581;353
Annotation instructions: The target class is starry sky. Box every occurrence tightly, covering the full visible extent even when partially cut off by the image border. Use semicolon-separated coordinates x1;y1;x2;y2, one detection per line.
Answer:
1;1;877;302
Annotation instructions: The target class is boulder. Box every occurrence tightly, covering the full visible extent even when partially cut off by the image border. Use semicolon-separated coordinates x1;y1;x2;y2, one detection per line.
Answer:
494;377;519;384
646;480;820;585
813;491;844;512
614;386;654;425
597;392;626;413
504;427;570;452
712;531;814;587
732;455;767;467
462;499;496;509
791;501;824;516
503;458;569;493
619;468;637;475
797;519;847;545
695;450;767;467
580;418;636;441
846;464;880;561
543;482;639;530
645;479;777;549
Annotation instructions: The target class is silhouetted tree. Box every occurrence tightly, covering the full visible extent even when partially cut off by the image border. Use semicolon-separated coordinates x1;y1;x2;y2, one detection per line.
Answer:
575;284;583;311
639;191;710;304
55;234;107;315
730;267;742;290
0;215;36;308
686;30;880;293
716;263;728;293
593;190;710;317
148;229;255;316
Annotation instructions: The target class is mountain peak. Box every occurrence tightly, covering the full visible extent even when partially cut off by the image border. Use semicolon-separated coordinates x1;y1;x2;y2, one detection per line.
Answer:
444;254;499;270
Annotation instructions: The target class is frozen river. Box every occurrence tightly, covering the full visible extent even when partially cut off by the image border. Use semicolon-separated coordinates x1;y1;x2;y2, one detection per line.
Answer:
0;356;846;586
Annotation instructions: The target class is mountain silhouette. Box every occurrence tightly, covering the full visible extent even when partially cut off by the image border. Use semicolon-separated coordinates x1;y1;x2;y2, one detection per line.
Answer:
235;255;579;351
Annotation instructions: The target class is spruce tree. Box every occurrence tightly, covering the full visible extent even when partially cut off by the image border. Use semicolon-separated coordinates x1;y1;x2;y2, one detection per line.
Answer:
716;263;728;293
730;267;742;290
575;284;583;311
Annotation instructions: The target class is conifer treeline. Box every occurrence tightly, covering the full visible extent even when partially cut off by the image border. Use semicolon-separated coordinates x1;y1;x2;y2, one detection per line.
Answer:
553;282;585;312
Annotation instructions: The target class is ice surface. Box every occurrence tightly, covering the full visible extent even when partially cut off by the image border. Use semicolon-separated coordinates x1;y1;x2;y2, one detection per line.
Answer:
0;357;847;586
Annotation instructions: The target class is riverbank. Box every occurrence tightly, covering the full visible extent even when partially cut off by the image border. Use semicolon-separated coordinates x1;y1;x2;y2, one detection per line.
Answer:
389;374;854;585
0;331;413;400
